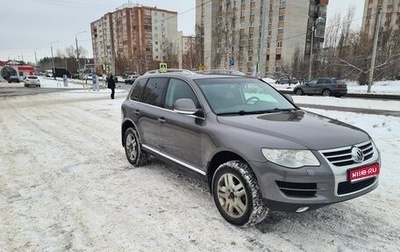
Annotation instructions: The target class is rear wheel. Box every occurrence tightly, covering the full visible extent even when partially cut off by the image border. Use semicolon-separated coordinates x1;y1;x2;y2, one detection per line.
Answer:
124;127;150;166
211;160;268;226
322;89;331;96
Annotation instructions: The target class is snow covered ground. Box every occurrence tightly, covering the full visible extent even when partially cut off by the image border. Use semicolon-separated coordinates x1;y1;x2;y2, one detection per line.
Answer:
1;78;400;251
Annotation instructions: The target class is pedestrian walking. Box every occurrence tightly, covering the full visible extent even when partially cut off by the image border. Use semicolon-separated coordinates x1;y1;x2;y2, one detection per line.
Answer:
107;74;116;99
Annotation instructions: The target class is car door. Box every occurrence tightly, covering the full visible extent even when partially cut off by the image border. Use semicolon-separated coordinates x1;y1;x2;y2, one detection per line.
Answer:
130;77;168;150
313;78;325;94
158;78;205;169
303;79;317;94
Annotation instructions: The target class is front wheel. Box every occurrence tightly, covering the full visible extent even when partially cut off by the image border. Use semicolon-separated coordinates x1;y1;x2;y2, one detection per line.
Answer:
211;160;268;226
124;127;150;166
294;88;303;95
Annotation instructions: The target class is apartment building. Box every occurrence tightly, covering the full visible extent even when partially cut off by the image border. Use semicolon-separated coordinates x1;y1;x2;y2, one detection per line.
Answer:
196;0;328;77
90;3;179;75
178;35;198;69
362;0;400;38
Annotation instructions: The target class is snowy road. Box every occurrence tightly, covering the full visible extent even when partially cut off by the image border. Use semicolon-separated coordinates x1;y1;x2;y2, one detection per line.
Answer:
1;90;399;252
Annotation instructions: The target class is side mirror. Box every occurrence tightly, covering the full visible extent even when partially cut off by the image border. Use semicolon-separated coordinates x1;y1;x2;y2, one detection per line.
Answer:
174;98;198;115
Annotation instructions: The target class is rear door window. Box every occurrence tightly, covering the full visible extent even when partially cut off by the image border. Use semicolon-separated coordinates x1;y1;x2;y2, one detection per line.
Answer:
130;78;147;101
141;77;167;107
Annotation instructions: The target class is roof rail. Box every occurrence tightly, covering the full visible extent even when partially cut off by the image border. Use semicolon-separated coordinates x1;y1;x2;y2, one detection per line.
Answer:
143;68;196;75
196;69;246;76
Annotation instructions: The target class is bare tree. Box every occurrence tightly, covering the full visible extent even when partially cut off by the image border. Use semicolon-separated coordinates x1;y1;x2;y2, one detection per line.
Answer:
213;1;237;70
162;39;178;66
323;5;400;85
132;45;148;74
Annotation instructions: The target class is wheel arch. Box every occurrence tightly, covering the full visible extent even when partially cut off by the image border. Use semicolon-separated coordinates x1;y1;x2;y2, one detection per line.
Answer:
121;119;137;147
206;151;247;190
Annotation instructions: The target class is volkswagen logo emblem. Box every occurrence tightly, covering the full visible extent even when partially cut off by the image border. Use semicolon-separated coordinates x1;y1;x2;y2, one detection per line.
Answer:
351;147;364;163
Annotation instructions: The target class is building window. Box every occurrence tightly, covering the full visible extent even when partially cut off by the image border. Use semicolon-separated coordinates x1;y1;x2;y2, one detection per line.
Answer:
276;54;281;60
277;41;282;47
279;15;284;22
279;0;286;9
278;28;283;34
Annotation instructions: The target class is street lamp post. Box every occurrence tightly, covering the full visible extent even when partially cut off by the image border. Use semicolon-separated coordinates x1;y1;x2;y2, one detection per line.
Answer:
308;17;323;81
75;31;86;78
50;40;59;80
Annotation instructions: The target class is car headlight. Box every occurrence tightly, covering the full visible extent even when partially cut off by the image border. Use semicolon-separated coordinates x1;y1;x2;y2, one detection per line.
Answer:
261;148;320;168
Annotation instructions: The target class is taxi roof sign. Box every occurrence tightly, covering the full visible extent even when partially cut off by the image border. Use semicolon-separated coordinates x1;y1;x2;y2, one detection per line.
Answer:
159;63;167;73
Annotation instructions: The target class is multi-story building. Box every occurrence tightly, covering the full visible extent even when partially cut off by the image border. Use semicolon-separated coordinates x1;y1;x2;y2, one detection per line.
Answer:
196;0;328;78
179;35;198;70
362;0;400;38
91;3;179;75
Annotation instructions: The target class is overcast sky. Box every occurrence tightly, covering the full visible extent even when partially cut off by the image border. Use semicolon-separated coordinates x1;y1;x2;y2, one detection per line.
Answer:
0;0;364;64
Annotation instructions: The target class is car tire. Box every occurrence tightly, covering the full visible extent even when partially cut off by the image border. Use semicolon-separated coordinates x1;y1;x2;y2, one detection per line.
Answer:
212;160;268;227
294;88;303;95
124;127;150;166
322;89;331;96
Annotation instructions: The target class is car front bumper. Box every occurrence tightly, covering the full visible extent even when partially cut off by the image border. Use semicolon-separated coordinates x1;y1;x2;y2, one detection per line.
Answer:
251;146;380;212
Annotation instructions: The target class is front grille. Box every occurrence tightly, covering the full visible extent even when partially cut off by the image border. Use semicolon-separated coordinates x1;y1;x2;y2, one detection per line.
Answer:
276;181;317;197
321;141;374;167
337;177;376;195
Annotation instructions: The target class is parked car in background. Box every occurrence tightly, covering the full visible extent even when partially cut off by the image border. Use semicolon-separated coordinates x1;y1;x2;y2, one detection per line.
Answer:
124;73;140;84
23;75;41;87
293;77;347;97
275;77;298;84
116;76;125;83
121;71;380;226
7;76;20;83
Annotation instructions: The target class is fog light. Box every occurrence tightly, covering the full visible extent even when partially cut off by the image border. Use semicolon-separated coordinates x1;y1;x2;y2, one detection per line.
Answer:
296;207;309;213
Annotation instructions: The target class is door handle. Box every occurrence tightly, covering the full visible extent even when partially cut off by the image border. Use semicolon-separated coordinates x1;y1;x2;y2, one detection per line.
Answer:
134;109;140;115
158;117;166;123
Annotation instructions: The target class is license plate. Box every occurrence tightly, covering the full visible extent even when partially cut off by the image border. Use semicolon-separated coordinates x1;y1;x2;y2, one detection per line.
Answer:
348;163;380;182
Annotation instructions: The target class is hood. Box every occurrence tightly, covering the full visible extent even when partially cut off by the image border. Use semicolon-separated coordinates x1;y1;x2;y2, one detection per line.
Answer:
216;110;370;150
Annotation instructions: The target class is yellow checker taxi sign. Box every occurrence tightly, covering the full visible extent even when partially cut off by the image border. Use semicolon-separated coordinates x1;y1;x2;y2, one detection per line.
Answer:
159;63;168;73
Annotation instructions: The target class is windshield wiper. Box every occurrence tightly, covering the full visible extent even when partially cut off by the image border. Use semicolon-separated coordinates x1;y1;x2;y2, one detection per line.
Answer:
217;108;296;116
217;110;247;116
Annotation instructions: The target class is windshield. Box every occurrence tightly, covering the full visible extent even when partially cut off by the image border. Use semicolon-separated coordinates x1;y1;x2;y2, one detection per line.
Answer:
195;78;296;115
